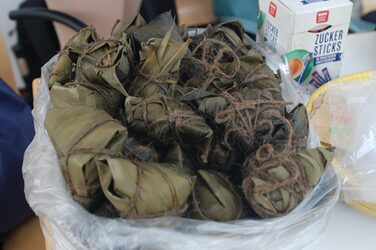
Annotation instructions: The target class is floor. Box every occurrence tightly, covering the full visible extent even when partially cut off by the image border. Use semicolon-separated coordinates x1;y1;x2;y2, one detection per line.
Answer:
3;216;46;250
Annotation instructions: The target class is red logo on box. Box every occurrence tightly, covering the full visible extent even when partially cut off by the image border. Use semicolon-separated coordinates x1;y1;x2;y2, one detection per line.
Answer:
269;2;277;17
316;10;329;23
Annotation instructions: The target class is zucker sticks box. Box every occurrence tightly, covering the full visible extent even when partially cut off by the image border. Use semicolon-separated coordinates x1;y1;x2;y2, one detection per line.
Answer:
257;0;353;93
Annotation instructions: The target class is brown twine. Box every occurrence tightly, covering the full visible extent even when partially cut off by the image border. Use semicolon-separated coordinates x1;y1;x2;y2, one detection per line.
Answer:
124;144;158;162
123;206;187;219
187;38;241;90
213;90;295;159
254;119;274;137
153;166;179;210
255;144;274;163
148;110;205;135
215;99;289;124
137;69;179;85
96;47;120;68
243;176;298;217
111;19;122;36
76;53;96;83
57;147;124;159
57;119;122;198
242;155;310;216
63;26;98;52
253;106;294;151
120;161;142;218
240;63;277;86
76;38;132;83
132;97;206;141
249;157;308;195
73;192;103;206
131;69;179;97
64;81;115;113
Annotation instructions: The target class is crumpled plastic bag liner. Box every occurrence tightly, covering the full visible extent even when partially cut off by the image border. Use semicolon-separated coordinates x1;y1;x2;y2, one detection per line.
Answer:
23;50;339;250
328;73;376;202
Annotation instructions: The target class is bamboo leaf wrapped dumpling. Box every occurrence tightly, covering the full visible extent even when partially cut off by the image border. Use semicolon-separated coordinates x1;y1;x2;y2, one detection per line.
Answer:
161;143;195;174
123;135;159;162
253;104;293;152
242;155;307;218
128;24;190;98
45;106;127;209
49;26;99;87
214;95;291;156
188;21;247;57
190;170;244;221
114;12;183;43
50;81;124;117
131;12;183;43
221;48;282;95
77;38;133;96
296;148;333;188
206;21;248;56
287;104;309;151
97;158;194;218
125;96;213;162
112;14;146;37
48;50;74;88
64;26;99;54
242;146;333;218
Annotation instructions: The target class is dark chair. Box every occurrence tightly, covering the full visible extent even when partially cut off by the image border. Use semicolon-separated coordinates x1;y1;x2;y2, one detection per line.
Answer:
8;0;177;105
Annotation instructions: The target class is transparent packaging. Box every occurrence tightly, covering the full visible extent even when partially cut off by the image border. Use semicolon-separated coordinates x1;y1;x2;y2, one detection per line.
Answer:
328;72;376;202
23;40;339;250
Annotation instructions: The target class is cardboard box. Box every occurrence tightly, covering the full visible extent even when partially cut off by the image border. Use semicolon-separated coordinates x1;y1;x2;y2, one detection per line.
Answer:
257;0;353;93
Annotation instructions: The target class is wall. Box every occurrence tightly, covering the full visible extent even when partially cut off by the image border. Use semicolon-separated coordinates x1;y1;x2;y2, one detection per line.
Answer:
363;0;376;13
0;0;26;89
175;0;215;26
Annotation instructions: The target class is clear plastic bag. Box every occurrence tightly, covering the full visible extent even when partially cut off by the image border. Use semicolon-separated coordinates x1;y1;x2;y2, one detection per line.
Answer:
23;42;339;250
328;72;376;202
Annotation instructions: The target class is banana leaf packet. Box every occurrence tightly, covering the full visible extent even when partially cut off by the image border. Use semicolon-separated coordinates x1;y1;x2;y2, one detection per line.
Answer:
190;170;244;221
49;26;99;87
242;146;333;218
97;158;194;218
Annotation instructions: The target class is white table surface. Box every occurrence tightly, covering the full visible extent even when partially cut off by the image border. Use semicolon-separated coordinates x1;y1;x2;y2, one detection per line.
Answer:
317;31;376;250
318;202;376;250
341;31;376;75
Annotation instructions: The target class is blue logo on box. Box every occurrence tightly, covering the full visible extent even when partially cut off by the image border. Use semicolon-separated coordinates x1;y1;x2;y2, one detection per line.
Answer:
301;0;329;5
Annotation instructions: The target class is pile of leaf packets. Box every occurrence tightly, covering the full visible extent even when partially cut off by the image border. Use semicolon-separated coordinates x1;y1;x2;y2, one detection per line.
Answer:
45;12;333;221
